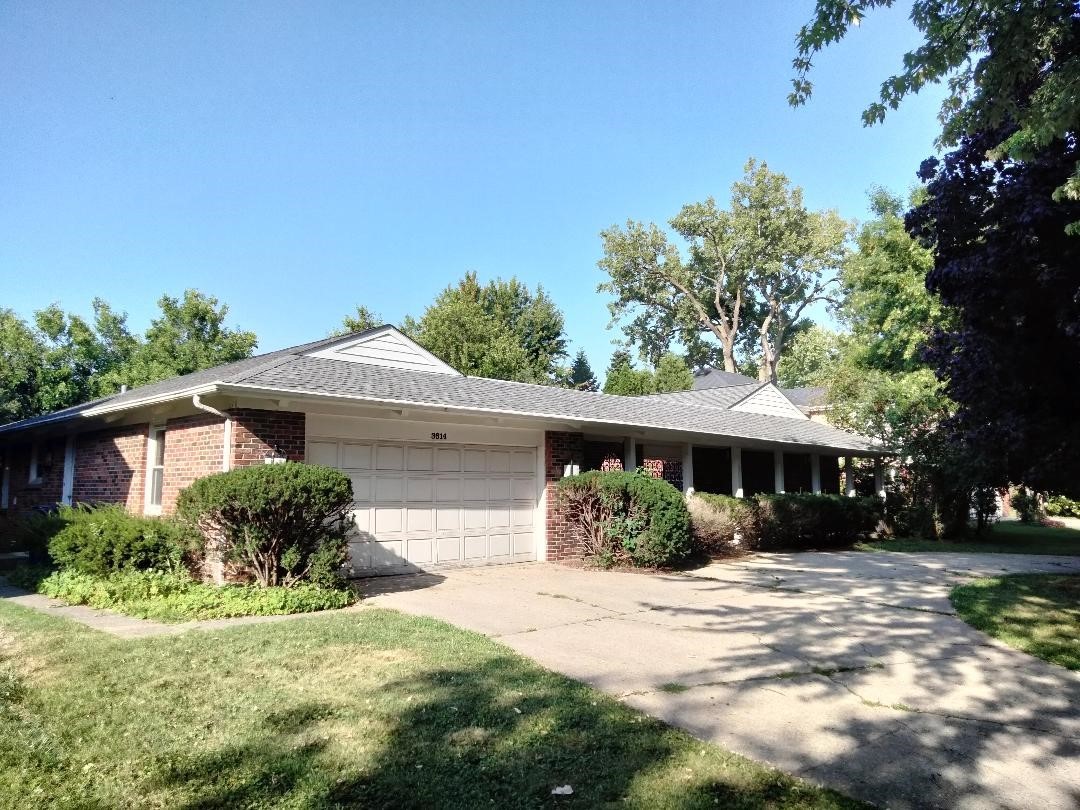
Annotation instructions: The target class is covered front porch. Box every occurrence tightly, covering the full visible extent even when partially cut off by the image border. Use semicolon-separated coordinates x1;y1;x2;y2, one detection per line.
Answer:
578;435;886;499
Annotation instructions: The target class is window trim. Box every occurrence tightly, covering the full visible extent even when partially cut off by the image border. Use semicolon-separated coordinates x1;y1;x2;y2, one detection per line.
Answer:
144;425;166;515
28;443;41;485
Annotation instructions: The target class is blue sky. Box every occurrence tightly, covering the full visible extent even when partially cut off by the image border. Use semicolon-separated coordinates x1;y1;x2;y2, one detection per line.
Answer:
1;1;944;375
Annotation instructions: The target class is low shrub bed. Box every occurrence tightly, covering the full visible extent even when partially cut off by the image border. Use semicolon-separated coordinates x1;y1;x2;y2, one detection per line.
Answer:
557;470;692;568
690;492;882;555
6;566;355;622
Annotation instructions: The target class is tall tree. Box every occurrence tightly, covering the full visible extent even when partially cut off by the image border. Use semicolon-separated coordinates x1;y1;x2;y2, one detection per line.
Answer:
791;0;1080;228
776;324;845;388
338;305;383;335
120;290;257;388
0;310;44;423
653;353;694;393
908;129;1080;497
409;273;568;383
569;350;599;392
598;159;849;382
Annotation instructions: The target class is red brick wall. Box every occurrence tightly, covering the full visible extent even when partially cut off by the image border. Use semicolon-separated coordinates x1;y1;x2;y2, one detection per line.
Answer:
544;430;584;561
230;409;305;468
73;425;148;512
161;414;226;514
3;438;67;516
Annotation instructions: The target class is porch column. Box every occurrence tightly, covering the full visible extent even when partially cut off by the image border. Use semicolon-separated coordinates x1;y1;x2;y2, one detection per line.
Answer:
874;457;886;500
731;447;744;498
773;449;785;494
844;456;857;497
810;453;821;495
623;437;637;472
682;443;694;494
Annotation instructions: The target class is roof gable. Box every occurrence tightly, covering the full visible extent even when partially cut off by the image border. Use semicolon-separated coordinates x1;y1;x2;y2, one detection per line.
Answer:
730;383;808;420
305;326;461;376
692;368;758;389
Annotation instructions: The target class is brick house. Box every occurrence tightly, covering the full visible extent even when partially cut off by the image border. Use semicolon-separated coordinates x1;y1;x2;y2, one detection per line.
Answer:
0;327;884;574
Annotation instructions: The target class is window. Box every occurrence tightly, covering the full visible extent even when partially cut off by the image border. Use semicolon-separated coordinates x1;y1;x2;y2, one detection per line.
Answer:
146;427;165;514
1;456;9;510
28;443;41;485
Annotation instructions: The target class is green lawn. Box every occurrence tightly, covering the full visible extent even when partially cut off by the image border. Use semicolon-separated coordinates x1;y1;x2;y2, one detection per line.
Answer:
0;602;862;809
951;575;1080;670
857;521;1080;556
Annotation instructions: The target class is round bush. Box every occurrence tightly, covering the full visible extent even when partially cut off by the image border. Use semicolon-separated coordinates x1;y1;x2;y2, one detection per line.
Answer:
176;463;353;588
557;470;691;568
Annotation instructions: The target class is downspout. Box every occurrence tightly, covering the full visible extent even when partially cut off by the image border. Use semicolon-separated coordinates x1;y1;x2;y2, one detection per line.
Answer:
192;394;232;472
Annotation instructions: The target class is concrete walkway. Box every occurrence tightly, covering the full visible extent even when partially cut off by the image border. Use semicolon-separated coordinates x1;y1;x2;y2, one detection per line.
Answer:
0;580;357;638
364;551;1080;810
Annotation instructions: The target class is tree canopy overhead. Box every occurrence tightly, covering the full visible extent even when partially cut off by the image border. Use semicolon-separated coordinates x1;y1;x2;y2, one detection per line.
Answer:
791;0;1080;226
405;272;568;384
0;290;257;425
598;159;849;382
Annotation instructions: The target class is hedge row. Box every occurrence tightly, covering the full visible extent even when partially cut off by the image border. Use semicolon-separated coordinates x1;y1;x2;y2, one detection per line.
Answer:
689;492;882;554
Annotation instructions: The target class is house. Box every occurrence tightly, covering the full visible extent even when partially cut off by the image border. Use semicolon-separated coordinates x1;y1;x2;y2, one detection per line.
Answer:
0;327;884;575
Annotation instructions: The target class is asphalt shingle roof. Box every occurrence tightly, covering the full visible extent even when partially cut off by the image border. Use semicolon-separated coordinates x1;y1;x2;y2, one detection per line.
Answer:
692;368;758;389
230;356;879;453
0;331;880;454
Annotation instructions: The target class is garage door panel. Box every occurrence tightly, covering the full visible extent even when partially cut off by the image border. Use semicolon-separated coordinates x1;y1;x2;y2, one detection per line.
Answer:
406;506;433;533
376;445;404;470
375;477;404;501
464;450;486;472
342;444;372;469
316;438;538;574
406;538;433;564
436;448;461;471
308;441;338;467
464;536;487;559
488;533;510;558
512;532;533;556
435;505;460;531
407;478;433;501
487;478;511;500
436;537;460;562
407;447;433;471
462;478;487;501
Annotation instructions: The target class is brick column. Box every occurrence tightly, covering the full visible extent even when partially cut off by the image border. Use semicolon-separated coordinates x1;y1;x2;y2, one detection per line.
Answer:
544;430;584;561
230;409;306;468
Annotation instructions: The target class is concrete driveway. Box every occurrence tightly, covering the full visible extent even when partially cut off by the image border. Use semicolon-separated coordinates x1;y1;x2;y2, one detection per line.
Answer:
364;551;1080;810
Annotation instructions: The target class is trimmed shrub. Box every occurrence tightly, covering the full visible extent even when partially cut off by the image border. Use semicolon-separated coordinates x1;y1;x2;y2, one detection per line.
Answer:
4;509;69;564
21;568;355;622
1011;489;1042;523
690;492;881;553
176;463;352;588
556;470;691;568
1045;494;1080;518
47;504;193;576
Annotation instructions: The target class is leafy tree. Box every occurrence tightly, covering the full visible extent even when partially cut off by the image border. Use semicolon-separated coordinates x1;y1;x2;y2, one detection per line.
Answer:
598;159;849;382
338;305;383;335
409;273;568;383
908;129;1080;498
119;290;257;388
791;0;1080;229
653;353;694;393
569;349;599;392
0;310;44;422
776;324;845;388
602;350;654;396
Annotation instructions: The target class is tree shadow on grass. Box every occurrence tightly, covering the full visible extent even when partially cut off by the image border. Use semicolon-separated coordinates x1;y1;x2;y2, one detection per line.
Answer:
153;653;854;809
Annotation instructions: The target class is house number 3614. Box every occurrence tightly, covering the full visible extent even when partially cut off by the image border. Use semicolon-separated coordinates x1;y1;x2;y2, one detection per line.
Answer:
431;432;448;440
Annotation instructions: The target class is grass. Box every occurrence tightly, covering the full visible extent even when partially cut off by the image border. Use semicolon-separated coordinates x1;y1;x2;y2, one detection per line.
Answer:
857;521;1080;556
0;601;864;809
950;574;1080;670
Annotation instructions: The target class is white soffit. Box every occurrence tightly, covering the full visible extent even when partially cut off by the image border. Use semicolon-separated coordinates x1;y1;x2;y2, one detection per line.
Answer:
730;384;809;420
306;327;462;376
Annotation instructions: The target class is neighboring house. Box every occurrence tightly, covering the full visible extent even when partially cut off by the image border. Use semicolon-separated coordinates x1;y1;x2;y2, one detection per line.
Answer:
780;386;830;423
0;327;883;575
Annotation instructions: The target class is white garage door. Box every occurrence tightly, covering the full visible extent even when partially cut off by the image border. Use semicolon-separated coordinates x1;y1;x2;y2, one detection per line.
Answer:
307;439;538;575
